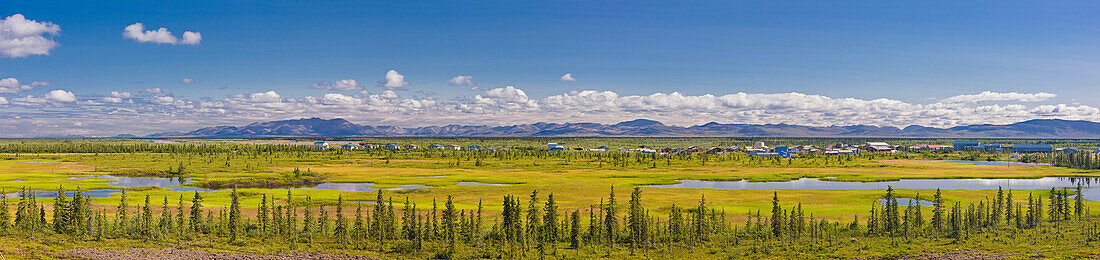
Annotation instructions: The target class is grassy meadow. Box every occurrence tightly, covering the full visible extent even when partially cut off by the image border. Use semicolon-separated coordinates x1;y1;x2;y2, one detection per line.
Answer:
0;138;1099;258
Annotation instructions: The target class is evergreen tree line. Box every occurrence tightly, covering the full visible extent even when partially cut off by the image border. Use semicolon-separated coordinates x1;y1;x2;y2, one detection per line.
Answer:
0;185;1091;258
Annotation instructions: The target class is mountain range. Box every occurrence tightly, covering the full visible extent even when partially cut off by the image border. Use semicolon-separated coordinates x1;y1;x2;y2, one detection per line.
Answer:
146;118;1100;138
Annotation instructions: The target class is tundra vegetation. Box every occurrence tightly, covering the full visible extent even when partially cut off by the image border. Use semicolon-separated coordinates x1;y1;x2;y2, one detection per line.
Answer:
1;138;1100;258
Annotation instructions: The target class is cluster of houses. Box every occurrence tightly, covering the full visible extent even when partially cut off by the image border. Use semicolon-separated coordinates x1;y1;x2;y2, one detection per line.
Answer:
310;140;1089;157
312;141;503;151
946;141;1084;153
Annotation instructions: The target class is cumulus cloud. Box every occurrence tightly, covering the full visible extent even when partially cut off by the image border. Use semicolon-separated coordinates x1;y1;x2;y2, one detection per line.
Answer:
0;97;8;105
249;91;281;103
942;91;1056;103
5;87;1100;137
143;88;162;94
44;89;76;102
180;31;202;45
151;96;176;105
0;77;48;93
102;91;132;103
560;73;575;82
312;79;361;90
448;75;474;86
379;70;409;90
123;23;201;45
179;78;198;84
321;93;360;105
0;14;61;58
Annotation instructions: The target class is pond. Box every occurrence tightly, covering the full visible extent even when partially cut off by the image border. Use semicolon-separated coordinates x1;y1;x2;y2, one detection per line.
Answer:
281;183;429;192
46;175;431;197
457;182;509;186
650;177;1100;200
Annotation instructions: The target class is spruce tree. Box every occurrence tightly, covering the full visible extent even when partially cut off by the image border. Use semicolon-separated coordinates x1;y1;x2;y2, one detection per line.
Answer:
771;191;782;238
190;192;203;233
229;188;241;242
604;187;618;247
544;193;559;244
932;189;944;231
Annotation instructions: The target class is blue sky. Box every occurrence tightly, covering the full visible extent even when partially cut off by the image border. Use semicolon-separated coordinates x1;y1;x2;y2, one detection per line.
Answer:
2;1;1100;136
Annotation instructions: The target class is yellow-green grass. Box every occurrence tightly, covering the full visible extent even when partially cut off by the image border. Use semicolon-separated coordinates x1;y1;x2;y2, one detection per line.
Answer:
3;155;1100;223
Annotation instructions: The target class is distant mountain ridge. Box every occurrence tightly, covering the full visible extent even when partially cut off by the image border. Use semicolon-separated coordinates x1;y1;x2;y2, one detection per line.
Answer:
148;118;1100;138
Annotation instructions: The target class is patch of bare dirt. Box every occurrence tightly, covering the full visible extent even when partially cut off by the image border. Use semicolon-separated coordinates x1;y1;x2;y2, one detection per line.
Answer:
57;247;382;260
904;249;1006;260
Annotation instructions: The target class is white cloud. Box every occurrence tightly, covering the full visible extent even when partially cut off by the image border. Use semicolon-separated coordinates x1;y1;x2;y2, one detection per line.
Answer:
321;93;361;105
379;69;409;90
249;91;281;103
151;96;176;105
312;79;361;90
123;23;201;45
942;91;1056;103
143;88;162;94
560;73;575;82
44;89;76;102
0;97;8;105
110;91;132;98
0;78;51;93
0;14;61;58
6;86;1100;137
378;90;399;99
180;31;201;45
179;78;198;84
448;75;474;86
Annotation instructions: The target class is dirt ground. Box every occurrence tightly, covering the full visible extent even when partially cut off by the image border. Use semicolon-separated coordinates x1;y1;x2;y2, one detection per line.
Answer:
56;247;382;260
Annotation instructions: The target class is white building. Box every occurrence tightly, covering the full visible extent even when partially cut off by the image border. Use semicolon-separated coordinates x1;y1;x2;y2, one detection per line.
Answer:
312;141;329;150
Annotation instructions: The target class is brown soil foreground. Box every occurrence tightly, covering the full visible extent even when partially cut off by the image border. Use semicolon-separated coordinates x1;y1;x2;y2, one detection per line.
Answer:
56;248;383;260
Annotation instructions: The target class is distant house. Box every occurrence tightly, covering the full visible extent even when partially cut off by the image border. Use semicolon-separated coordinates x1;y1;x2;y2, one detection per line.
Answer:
706;147;723;154
954;141;981;151
637;148;657;154
428;144;445;149
750;152;780;157
384;144;401;149
404;144;419;150
341;144;359;150
359;143;380;149
866;142;892;152
547;143;566;151
312;141;329;150
754;141;767;149
1012;144;1052;153
1058;147;1079;153
467;145;481;150
446;145;461;150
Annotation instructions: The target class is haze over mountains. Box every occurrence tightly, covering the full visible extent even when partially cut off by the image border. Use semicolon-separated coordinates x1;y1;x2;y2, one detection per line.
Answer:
146;117;1100;138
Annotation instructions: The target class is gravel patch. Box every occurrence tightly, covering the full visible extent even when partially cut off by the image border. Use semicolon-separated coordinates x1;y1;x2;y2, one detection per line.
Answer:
58;247;382;260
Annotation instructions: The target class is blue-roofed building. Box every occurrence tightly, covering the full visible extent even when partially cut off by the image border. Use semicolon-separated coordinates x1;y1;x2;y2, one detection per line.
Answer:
953;141;981;151
775;146;791;158
384;144;401;149
981;144;1002;152
341;144;359;150
548;143;566;151
467;145;481;150
1012;144;1052;153
428;144;445;149
312;141;329;150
